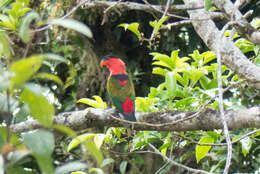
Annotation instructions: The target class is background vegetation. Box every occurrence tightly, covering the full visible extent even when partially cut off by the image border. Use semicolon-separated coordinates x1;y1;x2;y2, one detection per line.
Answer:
0;0;260;173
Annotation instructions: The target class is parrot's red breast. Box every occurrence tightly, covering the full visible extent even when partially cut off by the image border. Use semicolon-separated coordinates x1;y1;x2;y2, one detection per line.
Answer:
100;55;136;122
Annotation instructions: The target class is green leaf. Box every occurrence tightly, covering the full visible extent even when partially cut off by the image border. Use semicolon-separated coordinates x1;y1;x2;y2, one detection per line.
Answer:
52;124;77;138
89;168;105;174
118;23;142;40
35;155;54;174
196;136;214;163
68;133;103;151
22;130;54;156
9;55;43;89
202;51;216;65
0;31;11;59
199;76;211;90
48;18;93;38
67;134;104;166
165;72;176;99
251;17;260;29
94;134;105;148
240;136;252;157
151;16;168;36
152;53;175;70
77;96;107;109
42;53;68;64
152;67;168;76
205;0;212;11
120;161;128;174
54;161;88;174
84;139;104;166
20;84;54;127
22;130;54;174
0;0;11;11
254;54;260;66
6;167;29;174
33;73;64;86
19;11;40;43
71;172;87;174
8;150;30;165
101;158;115;168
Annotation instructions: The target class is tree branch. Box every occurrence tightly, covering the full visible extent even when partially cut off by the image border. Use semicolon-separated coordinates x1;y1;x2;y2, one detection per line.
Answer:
10;107;260;133
213;0;260;45
182;0;260;90
148;143;214;174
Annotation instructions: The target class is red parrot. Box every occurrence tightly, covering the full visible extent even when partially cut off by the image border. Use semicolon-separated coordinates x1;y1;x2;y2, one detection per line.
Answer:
100;55;136;122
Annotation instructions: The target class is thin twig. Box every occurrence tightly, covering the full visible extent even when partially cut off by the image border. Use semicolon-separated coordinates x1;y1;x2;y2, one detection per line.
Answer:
161;20;191;29
148;143;214;174
101;0;121;25
216;36;232;174
174;128;260;146
155;162;170;174
6;89;11;143
34;0;90;32
234;0;252;8
142;0;189;20
162;0;171;17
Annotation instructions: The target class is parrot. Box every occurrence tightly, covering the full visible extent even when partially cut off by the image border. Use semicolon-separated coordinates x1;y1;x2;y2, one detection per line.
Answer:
100;55;137;122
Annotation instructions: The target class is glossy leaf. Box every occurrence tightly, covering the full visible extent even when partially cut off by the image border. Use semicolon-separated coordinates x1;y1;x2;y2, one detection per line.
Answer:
84;139;104;166
52;124;77;138
22;130;54;173
48;18;93;38
254;54;260;66
77;96;107;109
202;51;216;65
151;53;175;70
205;0;212;11
33;73;64;86
118;23;142;40
101;158;115;168
20;84;54;127
0;31;11;58
9;55;43;89
152;67;168;76
120;161;128;174
199;76;211;90
240;136;252;157
165;72;176;99
94;134;105;148
42;53;68;64
71;172;86;174
150;16;168;36
0;0;11;11
19;11;40;43
67;133;96;152
9;150;30;165
89;168;105;174
54;161;88;174
196;136;214;163
22;130;54;156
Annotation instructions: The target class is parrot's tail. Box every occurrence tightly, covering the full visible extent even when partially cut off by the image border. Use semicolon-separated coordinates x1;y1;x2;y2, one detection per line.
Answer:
122;112;137;122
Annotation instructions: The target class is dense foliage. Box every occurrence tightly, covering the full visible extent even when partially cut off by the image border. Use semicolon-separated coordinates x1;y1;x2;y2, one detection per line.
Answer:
0;0;260;173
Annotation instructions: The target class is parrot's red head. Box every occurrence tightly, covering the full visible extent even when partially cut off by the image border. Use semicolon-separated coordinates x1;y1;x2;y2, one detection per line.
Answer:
100;55;127;75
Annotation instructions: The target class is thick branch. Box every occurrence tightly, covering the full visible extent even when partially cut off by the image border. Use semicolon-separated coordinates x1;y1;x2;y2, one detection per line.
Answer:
183;0;260;90
82;1;203;12
81;1;223;20
213;0;260;45
10;107;260;133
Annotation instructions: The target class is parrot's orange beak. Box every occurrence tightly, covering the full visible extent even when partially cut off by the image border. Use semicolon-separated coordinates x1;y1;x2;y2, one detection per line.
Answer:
100;60;105;68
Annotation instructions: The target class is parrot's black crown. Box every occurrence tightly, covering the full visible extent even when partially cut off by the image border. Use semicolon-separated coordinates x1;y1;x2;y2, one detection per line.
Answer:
102;55;117;61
